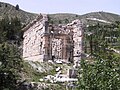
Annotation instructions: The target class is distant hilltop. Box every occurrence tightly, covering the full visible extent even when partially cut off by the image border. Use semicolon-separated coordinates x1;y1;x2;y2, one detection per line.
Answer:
0;2;38;24
0;2;120;25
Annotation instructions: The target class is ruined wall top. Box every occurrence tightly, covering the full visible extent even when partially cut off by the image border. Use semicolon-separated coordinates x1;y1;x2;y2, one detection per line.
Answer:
48;19;83;35
22;13;48;32
22;13;83;34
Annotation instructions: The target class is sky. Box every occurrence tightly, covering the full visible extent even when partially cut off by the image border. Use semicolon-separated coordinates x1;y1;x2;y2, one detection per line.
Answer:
1;0;120;15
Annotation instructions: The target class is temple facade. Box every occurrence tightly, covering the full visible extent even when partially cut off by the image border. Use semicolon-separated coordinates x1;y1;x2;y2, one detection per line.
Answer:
23;14;83;63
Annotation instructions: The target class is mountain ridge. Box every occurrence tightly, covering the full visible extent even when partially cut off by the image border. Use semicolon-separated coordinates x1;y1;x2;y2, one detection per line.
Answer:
0;2;39;24
0;2;120;25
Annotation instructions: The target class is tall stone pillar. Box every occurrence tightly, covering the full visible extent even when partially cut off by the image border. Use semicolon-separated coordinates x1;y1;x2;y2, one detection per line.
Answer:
72;20;83;67
62;36;67;61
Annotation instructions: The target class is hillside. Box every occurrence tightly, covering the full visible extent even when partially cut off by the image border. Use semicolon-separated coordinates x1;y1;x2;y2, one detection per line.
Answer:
48;13;81;24
81;12;120;25
0;2;38;24
82;11;120;22
48;12;120;25
0;1;120;25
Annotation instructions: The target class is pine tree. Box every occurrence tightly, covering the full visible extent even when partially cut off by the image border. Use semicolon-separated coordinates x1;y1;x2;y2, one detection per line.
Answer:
15;4;19;10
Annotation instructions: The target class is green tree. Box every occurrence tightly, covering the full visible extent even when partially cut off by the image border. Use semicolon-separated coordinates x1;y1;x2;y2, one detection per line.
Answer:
64;18;69;23
78;22;120;90
0;16;10;43
0;2;2;7
5;4;7;7
15;4;19;10
77;52;120;90
0;42;23;90
9;17;22;41
0;17;22;44
59;20;62;24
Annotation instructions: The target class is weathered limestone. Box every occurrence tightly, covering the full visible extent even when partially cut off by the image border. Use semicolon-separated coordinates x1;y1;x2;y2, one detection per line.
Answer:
23;14;83;63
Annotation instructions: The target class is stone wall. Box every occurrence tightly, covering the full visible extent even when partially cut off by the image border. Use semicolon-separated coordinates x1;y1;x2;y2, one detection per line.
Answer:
23;14;48;61
23;14;83;63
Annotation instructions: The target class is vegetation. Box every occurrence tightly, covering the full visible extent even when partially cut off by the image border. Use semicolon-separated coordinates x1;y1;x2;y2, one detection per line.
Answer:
84;22;120;54
0;42;23;90
0;16;23;43
0;2;120;25
0;2;38;24
48;12;120;25
22;61;56;82
78;53;120;90
0;16;23;90
15;4;19;10
77;22;120;90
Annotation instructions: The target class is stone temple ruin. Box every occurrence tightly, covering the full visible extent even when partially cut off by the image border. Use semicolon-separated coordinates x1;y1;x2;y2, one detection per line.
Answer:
23;14;83;65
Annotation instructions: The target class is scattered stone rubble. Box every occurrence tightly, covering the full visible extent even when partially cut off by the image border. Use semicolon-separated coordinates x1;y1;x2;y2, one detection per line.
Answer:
17;81;63;90
38;62;78;83
27;61;55;73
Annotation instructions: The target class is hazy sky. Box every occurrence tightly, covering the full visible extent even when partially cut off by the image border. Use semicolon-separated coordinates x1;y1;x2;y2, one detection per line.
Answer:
1;0;120;15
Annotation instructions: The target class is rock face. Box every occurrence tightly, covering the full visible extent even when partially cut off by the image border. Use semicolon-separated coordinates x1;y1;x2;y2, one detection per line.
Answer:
23;14;83;63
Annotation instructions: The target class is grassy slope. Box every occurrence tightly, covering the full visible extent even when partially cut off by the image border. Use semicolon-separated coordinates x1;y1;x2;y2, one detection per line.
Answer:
82;12;120;22
48;12;120;25
0;2;38;24
22;61;71;82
